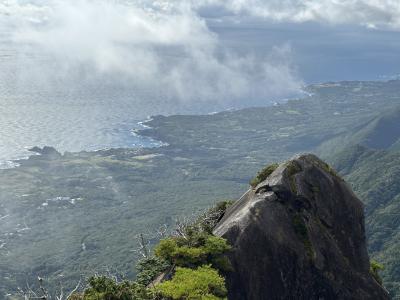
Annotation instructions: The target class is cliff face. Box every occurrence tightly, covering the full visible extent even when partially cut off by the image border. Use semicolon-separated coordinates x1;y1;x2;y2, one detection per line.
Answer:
214;154;389;300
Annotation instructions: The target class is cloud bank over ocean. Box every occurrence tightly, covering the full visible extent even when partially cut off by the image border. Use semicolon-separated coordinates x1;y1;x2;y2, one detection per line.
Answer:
2;0;400;105
5;0;399;29
1;0;304;106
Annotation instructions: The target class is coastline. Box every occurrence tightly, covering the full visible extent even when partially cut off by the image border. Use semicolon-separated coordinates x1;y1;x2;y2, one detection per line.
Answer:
2;79;397;170
0;116;167;170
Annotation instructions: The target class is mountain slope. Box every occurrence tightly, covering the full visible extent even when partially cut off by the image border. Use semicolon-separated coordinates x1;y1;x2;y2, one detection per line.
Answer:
359;108;400;149
318;107;400;157
328;146;400;297
317;108;400;298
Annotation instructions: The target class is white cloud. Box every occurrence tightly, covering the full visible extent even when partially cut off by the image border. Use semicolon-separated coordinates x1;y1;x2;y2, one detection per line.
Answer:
0;0;51;25
192;0;400;30
7;0;398;108
2;0;302;106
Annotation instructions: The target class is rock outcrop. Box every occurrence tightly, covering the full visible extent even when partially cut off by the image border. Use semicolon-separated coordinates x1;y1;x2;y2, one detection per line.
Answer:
28;146;62;159
214;154;389;300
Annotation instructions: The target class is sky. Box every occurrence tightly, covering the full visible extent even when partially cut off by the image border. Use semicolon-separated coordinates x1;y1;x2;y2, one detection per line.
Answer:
1;0;400;163
1;0;400;105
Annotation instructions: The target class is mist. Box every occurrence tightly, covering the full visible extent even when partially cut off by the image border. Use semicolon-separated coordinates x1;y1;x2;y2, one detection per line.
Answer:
2;0;400;164
3;0;400;111
2;0;303;109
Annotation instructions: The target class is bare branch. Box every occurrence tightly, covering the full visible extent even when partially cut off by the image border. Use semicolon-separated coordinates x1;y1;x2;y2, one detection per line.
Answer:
65;278;82;300
18;276;82;300
155;224;168;239
131;233;151;258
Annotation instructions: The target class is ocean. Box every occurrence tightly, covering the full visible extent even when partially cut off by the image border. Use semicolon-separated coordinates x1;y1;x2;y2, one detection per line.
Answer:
2;21;400;168
0;36;164;168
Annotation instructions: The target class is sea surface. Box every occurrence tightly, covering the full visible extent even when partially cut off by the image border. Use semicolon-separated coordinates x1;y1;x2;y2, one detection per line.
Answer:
0;30;178;168
2;21;400;168
0;42;162;168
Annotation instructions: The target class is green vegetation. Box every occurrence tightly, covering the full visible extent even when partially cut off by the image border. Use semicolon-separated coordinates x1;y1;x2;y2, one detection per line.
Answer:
136;257;170;286
285;161;302;194
70;276;156;300
286;161;302;177
250;163;279;188
370;260;385;285
292;215;308;238
157;265;227;300
2;80;400;297
292;214;313;258
319;161;340;179
154;201;232;273
155;235;231;270
326;146;400;297
316;103;400;297
187;200;235;235
69;203;231;300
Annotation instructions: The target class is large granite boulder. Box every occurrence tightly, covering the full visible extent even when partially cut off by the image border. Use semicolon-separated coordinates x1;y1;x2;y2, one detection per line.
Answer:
214;154;389;300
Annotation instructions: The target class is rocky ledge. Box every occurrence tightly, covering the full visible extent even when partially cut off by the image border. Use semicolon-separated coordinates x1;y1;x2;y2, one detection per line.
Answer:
214;154;389;300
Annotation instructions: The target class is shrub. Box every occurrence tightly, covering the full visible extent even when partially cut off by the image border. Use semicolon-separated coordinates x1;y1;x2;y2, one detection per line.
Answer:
74;275;157;300
370;260;385;285
317;160;341;179
154;238;203;267
286;161;302;177
250;163;279;188
71;202;232;300
154;239;179;265
173;245;206;266
154;235;231;270
157;265;227;300
136;256;170;286
203;236;231;255
197;200;235;233
177;200;234;239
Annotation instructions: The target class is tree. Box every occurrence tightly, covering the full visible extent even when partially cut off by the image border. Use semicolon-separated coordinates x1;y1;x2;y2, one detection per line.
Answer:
157;265;227;300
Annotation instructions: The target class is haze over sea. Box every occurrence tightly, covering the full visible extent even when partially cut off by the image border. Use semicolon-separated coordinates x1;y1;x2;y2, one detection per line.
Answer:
2;2;400;168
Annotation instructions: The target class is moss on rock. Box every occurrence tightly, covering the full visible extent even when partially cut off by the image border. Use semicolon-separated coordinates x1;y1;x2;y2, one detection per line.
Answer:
250;163;279;188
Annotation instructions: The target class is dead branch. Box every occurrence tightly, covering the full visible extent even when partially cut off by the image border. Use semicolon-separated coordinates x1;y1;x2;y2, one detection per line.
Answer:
17;276;82;300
